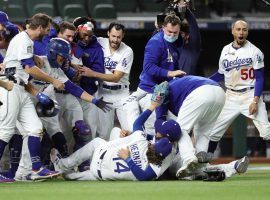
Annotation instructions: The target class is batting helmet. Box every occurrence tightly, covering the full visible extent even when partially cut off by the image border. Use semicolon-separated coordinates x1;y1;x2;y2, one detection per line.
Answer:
46;38;71;68
35;99;60;118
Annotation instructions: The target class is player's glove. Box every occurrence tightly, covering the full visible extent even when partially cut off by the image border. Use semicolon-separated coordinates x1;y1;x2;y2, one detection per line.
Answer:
151;81;169;104
92;97;112;112
203;169;226;182
36;92;51;105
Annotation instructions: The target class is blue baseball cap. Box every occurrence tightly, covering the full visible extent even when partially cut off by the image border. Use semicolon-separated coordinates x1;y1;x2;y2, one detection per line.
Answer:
0;11;12;26
154;137;172;158
154;119;181;142
5;24;19;37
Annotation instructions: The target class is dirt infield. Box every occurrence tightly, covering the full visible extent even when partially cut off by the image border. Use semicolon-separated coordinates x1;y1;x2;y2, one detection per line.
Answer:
213;157;270;164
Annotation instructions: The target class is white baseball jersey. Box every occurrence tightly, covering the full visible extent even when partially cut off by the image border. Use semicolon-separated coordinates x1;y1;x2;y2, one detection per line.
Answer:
209;41;270;142
58;131;176;180
95;131;176;180
4;31;34;84
97;37;133;86
218;40;264;90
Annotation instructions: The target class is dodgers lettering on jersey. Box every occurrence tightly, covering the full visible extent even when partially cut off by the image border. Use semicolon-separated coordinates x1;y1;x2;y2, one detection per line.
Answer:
104;57;117;70
222;57;252;71
218;41;264;90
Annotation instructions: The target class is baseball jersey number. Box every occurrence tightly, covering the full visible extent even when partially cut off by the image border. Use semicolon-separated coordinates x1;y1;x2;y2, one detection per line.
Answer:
241;67;254;80
113;157;130;173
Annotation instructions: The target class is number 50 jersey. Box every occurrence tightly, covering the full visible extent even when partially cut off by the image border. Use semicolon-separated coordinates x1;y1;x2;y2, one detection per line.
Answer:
218;40;264;90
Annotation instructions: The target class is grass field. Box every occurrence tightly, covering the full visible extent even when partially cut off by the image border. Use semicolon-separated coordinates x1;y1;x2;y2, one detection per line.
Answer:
1;164;270;200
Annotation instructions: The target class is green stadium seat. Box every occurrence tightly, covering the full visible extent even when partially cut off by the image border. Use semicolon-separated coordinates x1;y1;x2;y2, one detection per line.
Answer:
114;0;138;12
87;0;114;15
56;0;88;18
92;4;117;19
139;0;167;12
63;4;88;21
4;0;28;23
27;0;57;17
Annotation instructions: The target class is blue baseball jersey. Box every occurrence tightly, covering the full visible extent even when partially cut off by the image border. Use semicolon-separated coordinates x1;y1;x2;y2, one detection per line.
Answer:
157;76;219;118
138;29;183;93
76;36;105;95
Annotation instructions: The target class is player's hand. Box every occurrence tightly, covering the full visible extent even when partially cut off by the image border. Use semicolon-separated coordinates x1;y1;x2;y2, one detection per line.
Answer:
117;147;130;160
52;79;65;90
4;81;14;91
249;102;258;115
92;97;113;112
78;66;96;77
120;130;131;138
167;70;186;78
33;55;45;69
0;63;5;74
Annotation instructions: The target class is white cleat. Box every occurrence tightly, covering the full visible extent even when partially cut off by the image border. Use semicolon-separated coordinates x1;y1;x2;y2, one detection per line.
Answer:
235;156;250;174
176;158;198;179
50;148;62;173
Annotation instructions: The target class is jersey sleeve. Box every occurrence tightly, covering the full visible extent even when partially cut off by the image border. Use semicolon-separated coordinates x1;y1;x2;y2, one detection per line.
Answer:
114;46;133;74
17;39;34;61
218;47;227;74
253;48;264;70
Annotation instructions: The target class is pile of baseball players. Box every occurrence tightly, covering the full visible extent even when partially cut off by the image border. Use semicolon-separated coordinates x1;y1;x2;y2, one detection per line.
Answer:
0;0;269;183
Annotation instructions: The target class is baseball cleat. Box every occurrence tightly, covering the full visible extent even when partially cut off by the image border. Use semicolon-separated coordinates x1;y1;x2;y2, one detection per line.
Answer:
50;148;62;173
235;156;249;174
196;151;213;163
14;173;46;182
176;158;198;179
0;174;15;183
31;167;60;180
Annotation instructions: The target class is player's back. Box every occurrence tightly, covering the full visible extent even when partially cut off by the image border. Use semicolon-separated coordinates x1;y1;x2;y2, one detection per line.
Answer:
96;131;149;180
168;76;219;115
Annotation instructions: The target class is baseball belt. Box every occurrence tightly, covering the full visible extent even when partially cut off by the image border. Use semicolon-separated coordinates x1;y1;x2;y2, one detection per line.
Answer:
102;84;128;90
228;87;254;93
97;150;107;179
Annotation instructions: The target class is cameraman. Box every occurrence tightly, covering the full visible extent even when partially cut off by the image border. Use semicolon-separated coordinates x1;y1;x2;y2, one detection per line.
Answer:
177;1;201;75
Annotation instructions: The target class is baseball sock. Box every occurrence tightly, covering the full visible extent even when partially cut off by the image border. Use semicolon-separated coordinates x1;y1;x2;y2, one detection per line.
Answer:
52;132;69;158
8;134;23;178
28;136;42;171
0;139;8;159
208;140;218;153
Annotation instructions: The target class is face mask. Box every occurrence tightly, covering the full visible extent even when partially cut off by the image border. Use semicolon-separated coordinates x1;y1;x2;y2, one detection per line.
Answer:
164;34;178;43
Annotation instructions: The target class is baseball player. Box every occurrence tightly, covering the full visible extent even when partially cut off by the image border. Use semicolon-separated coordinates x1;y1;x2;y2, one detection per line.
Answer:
14;37;112;181
0;13;64;181
148;77;225;178
69;17;105;139
202;20;270;161
79;22;134;139
125;14;186;134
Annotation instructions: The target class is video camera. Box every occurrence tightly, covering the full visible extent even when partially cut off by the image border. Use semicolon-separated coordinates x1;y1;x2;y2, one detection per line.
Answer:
155;0;194;26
